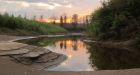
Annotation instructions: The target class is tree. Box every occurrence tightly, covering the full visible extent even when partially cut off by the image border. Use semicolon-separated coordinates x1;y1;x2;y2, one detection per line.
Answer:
72;14;78;28
18;14;21;18
33;15;36;20
40;15;43;20
85;15;90;25
60;16;63;26
64;16;67;24
88;0;140;40
11;14;14;17
51;15;56;24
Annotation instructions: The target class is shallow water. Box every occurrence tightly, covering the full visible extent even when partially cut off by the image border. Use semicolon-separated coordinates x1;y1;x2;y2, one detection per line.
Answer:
45;39;93;71
17;37;140;71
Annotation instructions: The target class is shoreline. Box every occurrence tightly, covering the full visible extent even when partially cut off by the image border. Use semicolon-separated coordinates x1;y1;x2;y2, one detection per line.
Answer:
0;35;140;75
84;38;139;51
0;35;67;71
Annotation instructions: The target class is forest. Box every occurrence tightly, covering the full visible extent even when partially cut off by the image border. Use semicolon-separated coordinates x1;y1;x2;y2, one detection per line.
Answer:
87;0;140;41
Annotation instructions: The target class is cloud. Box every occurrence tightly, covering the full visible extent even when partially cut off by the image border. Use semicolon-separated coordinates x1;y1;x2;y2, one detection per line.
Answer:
31;2;63;10
50;2;62;7
31;2;55;10
0;8;6;14
4;1;30;8
0;0;71;10
65;4;72;8
0;0;101;18
21;2;30;7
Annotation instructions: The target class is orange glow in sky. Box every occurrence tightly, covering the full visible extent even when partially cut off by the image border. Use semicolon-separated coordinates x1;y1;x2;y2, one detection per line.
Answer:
36;17;72;23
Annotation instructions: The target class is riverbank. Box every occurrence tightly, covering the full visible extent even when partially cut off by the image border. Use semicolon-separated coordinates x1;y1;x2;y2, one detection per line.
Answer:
0;35;140;75
0;35;67;71
84;38;140;51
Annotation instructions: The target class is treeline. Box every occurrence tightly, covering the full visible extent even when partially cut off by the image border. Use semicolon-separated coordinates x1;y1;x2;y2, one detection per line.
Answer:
87;0;140;40
0;14;66;35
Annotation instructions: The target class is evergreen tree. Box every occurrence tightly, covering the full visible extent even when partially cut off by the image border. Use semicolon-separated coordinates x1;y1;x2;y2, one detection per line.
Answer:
60;16;63;26
64;16;67;24
72;14;78;28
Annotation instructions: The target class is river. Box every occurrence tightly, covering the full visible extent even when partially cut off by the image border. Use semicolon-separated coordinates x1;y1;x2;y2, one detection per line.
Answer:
17;36;140;71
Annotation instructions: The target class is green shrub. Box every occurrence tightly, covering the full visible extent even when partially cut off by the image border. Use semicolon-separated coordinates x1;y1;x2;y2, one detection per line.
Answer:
87;0;140;40
0;14;67;35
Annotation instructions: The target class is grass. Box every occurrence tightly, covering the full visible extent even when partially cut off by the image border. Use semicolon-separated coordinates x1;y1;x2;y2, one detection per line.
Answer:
0;14;67;35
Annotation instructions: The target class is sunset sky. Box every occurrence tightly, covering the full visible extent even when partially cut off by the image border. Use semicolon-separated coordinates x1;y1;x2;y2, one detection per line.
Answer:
0;0;102;19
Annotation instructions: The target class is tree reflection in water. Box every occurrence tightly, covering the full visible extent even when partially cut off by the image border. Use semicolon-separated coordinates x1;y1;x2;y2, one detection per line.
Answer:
87;43;140;70
17;37;93;71
17;37;140;71
58;39;78;51
60;42;63;49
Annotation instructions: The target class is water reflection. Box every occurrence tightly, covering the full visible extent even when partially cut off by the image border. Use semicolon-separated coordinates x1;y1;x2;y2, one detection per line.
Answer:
58;39;78;51
46;38;93;71
18;37;93;71
87;43;140;70
17;37;140;71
